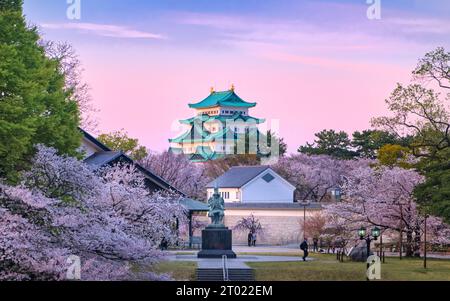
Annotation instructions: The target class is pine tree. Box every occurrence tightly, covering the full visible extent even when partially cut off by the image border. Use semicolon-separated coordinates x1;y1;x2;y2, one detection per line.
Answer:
0;0;81;181
0;0;22;11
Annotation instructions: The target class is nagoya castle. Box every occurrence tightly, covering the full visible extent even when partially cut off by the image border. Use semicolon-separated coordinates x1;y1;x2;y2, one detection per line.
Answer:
169;85;266;162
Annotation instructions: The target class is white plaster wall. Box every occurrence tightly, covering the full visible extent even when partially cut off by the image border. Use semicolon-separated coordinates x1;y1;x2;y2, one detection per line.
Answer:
241;171;295;203
207;188;241;202
225;209;323;245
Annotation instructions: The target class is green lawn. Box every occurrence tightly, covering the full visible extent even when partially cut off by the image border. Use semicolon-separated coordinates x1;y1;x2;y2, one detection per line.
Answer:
151;261;197;281
247;253;450;281
137;253;450;281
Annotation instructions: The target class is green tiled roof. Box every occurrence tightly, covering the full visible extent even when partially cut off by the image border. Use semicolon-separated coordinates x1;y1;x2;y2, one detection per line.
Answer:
168;147;183;155
189;90;256;109
169;126;239;144
180;112;265;125
189;149;225;163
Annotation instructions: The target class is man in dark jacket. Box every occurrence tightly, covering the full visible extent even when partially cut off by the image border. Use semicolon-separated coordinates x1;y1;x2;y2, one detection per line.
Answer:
313;237;319;252
248;232;253;247
300;238;309;261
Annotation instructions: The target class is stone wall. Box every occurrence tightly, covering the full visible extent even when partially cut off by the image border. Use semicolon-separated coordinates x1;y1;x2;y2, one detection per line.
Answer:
224;214;304;245
190;208;322;246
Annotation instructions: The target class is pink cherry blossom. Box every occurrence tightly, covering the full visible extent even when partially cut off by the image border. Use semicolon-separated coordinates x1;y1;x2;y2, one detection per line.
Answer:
0;145;186;280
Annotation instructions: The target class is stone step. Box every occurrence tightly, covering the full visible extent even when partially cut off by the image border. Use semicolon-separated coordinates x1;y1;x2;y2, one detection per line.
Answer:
196;268;255;281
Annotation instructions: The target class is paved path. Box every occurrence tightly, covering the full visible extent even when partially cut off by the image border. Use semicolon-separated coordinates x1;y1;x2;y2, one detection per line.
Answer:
382;252;450;260
166;254;312;269
171;245;450;260
233;245;301;254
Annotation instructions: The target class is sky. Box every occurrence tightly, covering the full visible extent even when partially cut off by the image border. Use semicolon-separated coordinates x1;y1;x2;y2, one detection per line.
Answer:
23;0;450;153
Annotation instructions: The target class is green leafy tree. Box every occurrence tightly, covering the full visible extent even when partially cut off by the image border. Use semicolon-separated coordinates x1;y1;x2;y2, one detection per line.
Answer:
414;150;450;224
352;130;411;159
0;0;22;10
265;130;287;157
377;144;412;168
373;47;450;222
298;129;357;159
257;130;287;157
0;0;81;181
98;129;148;161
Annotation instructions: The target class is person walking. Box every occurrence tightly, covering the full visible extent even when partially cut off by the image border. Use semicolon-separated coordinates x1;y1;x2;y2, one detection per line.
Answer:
248;232;253;247
300;238;309;261
252;232;257;247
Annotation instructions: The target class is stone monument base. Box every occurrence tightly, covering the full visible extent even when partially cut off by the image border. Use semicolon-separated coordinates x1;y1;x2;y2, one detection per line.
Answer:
197;226;237;259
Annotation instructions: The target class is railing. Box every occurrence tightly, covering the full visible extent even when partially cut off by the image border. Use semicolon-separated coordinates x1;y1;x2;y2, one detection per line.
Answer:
222;255;229;281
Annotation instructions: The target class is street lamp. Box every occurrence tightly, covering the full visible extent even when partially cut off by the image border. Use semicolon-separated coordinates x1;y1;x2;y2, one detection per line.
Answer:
358;226;366;238
371;227;381;239
424;215;429;269
332;187;342;201
358;226;380;260
358;226;381;281
299;200;310;239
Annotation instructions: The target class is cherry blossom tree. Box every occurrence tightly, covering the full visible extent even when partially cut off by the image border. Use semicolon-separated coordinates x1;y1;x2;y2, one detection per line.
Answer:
324;166;450;257
0;145;186;280
141;151;210;200
273;154;371;202
233;214;264;235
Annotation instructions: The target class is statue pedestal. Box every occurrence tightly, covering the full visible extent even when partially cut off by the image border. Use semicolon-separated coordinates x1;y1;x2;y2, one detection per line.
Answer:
197;226;237;258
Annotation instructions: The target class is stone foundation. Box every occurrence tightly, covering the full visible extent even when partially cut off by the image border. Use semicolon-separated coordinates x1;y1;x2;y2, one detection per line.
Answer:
197;226;237;258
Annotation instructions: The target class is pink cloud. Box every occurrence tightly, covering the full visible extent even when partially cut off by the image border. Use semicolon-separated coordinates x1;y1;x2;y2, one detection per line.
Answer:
41;23;166;39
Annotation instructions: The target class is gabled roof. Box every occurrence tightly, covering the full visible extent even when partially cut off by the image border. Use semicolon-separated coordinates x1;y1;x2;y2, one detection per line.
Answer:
169;122;211;143
189;151;225;163
79;128;111;152
206;166;271;188
169;125;239;144
168;147;183;155
80;129;185;196
180;112;265;125
84;151;123;169
188;146;216;162
179;198;209;212
189;90;256;109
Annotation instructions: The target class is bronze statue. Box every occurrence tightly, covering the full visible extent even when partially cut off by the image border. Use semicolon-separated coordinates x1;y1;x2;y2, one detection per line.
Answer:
207;186;225;227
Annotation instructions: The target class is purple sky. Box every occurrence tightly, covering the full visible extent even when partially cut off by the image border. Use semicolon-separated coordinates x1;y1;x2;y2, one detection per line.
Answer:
24;0;450;153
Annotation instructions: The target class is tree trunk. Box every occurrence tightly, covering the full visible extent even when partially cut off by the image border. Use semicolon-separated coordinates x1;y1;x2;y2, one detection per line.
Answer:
413;228;421;257
405;230;414;257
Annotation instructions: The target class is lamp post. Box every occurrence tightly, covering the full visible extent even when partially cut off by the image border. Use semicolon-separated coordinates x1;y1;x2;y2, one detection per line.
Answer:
300;200;310;239
359;226;380;281
399;204;403;260
358;226;380;260
424;215;429;269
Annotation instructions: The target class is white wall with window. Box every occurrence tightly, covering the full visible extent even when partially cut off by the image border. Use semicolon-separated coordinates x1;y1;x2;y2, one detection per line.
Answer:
207;188;241;202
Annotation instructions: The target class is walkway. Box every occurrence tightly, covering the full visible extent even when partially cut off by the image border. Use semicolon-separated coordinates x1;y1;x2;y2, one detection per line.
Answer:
166;254;312;268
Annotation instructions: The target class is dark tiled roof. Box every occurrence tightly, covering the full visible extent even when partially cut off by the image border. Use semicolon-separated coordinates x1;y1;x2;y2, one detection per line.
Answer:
84;151;123;169
79;128;111;152
225;202;323;210
206;166;271;188
179;198;209;212
80;129;185;196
